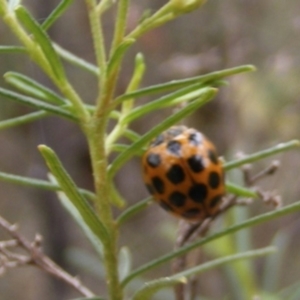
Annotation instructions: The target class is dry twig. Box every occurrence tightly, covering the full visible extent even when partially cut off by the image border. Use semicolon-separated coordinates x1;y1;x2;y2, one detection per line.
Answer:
0;215;95;297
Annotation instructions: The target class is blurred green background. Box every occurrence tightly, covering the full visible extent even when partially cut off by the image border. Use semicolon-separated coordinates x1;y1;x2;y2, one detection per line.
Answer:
0;0;300;299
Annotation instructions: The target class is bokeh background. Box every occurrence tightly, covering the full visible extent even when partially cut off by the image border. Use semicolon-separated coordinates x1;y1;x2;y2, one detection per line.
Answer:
0;0;300;299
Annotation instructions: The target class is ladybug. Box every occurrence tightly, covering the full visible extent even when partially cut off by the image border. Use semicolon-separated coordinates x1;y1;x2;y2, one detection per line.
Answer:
142;126;225;222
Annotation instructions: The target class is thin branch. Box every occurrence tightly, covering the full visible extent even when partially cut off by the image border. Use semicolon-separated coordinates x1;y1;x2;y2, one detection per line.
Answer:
0;215;95;297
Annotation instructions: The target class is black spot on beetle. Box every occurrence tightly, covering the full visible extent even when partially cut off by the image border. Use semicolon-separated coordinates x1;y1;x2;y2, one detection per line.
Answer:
189;183;208;203
166;164;185;184
208;171;220;189
169;191;186;207
187;155;205;173
152;176;165;194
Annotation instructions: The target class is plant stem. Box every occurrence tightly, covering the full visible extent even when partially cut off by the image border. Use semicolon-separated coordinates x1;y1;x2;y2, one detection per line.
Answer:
59;80;90;124
86;119;123;300
126;2;174;40
84;1;124;299
85;0;106;84
110;0;130;55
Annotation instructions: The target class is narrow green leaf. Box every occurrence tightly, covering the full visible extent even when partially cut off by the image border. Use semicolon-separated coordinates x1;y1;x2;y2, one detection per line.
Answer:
109;109;121;119
0;45;26;53
53;43;99;76
96;0;115;14
110;143;144;156
4;72;66;105
118;246;132;281
71;298;104;300
105;52;146;154
115;65;255;103
132;277;186;300
0;87;77;121
226;181;258;198
107;39;135;76
38;145;109;244
117;197;153;225
108;88;217;178
15;6;66;80
41;0;74;31
123;129;141;142
121;52;146;114
54;180;103;258
110;144;130;153
172;247;275;280
0;107;93;129
121;200;300;286
224;140;300;171
122;84;208;124
132;247;274;300
0;111;48;130
0;170;95;201
109;182;126;208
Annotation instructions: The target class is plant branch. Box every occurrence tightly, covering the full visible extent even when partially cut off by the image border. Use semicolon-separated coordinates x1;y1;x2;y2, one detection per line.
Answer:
0;215;95;297
110;0;130;55
85;0;106;84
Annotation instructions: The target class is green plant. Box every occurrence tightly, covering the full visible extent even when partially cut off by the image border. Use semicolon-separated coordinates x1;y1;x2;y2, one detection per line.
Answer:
0;1;299;300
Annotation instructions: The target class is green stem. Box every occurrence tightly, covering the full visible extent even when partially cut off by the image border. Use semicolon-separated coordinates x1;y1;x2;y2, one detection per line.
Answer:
84;2;123;299
126;2;174;40
87;121;123;300
85;0;106;82
110;0;130;55
59;80;91;124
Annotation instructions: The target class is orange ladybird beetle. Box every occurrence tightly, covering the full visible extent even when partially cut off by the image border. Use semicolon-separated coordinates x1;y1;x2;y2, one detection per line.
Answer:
142;126;225;222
